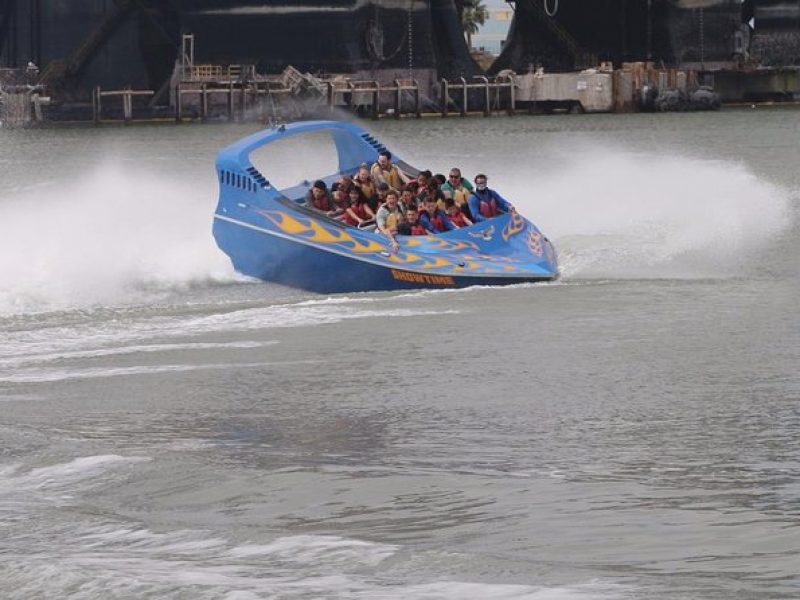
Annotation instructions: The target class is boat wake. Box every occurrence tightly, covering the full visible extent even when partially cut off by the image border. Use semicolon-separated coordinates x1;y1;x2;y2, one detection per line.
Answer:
0;454;629;599
0;164;238;315
506;150;794;280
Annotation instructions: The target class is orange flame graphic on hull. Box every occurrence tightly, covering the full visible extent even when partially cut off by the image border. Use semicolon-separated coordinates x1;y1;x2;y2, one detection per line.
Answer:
256;210;387;254
502;212;526;241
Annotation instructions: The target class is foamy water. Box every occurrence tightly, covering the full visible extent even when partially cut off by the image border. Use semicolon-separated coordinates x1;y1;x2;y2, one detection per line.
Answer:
0;163;237;314
489;148;794;279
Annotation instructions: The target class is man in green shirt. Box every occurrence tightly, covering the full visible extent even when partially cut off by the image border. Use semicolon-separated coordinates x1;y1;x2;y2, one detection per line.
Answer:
441;168;474;220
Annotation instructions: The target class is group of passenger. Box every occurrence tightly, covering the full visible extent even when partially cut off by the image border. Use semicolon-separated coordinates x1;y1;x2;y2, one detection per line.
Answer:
304;150;515;250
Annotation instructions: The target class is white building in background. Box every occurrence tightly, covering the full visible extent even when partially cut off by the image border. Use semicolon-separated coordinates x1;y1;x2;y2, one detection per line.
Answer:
470;0;514;55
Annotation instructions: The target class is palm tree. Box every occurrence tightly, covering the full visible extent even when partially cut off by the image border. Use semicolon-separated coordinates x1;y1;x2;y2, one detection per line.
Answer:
462;0;489;49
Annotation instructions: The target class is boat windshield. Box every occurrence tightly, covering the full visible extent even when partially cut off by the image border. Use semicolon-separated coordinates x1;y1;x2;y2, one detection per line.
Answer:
249;129;339;191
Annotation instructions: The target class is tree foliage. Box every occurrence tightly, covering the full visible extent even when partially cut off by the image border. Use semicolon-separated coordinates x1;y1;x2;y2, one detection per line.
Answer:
462;0;489;48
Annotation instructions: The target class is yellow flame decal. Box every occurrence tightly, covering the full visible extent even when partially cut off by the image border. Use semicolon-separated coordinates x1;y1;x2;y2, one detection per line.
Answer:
502;212;526;241
527;230;543;256
252;209;528;273
307;220;344;243
259;210;312;234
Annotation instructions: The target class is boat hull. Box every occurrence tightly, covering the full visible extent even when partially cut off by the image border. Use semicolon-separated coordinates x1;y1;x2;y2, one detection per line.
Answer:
213;213;555;293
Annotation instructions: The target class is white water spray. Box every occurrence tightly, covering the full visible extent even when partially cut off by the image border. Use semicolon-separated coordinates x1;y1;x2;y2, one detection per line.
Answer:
499;148;794;279
0;163;236;314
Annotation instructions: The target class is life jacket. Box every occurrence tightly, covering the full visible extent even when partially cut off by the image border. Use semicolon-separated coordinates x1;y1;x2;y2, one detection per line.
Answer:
449;211;469;227
479;193;499;219
411;223;427;236
351;202;370;220
452;186;470;207
429;210;447;232
384;209;402;231
372;164;403;190
342;207;360;226
311;193;332;212
355;179;375;199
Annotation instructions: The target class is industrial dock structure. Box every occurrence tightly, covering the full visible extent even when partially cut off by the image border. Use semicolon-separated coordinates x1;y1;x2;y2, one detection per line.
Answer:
1;1;799;125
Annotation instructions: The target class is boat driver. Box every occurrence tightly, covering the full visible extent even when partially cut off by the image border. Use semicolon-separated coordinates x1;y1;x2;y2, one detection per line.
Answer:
370;150;409;190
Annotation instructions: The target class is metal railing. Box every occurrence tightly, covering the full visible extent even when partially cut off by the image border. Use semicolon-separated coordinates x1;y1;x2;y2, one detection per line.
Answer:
92;87;154;123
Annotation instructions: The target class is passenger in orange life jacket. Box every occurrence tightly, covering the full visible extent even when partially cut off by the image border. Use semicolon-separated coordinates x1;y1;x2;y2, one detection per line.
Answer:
353;164;378;210
370;150;409;190
396;205;429;236
375;190;403;252
305;180;332;212
467;174;515;222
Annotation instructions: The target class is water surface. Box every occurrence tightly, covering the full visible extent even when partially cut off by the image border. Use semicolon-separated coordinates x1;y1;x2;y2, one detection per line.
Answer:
1;109;798;599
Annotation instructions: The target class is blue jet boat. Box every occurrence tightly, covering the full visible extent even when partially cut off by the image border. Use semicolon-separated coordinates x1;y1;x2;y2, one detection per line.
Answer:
212;120;558;293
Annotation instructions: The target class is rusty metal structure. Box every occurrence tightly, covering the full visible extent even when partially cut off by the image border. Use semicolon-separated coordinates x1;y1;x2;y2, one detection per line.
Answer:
0;0;477;102
493;0;800;73
1;0;799;111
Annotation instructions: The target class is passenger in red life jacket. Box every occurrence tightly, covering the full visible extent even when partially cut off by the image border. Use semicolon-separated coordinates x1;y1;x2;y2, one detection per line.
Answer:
467;174;515;222
342;186;375;227
444;197;473;228
396;205;429;236
419;196;455;233
305;180;332;212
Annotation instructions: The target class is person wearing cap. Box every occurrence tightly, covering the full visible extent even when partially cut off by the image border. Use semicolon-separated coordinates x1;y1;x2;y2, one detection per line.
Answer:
467;174;515;222
370;150;409;190
305;180;332;212
441;168;474;220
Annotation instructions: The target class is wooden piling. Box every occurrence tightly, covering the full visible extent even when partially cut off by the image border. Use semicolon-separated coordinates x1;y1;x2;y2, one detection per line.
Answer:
507;75;516;115
175;84;182;123
479;76;490;116
441;79;449;117
372;84;380;120
327;81;336;113
227;81;234;122
394;80;401;119
460;77;468;117
92;86;101;124
200;83;208;121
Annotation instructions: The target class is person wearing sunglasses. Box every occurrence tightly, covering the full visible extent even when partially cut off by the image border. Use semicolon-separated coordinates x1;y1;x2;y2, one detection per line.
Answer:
441;168;474;220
